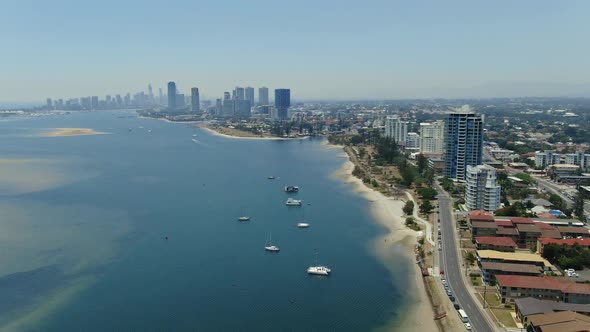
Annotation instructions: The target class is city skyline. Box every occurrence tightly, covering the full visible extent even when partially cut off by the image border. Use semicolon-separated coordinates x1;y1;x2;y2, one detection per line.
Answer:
2;1;590;104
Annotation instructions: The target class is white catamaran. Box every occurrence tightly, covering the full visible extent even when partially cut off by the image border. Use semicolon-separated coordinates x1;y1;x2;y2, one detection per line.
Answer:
307;251;331;275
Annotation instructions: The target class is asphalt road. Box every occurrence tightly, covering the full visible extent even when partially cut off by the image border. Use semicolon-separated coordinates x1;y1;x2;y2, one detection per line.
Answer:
437;187;494;332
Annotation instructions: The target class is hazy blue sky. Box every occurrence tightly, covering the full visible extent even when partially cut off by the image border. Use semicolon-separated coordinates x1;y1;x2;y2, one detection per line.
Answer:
2;0;590;103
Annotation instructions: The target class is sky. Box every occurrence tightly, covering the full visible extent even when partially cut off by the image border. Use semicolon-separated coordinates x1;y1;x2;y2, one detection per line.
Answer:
2;0;590;103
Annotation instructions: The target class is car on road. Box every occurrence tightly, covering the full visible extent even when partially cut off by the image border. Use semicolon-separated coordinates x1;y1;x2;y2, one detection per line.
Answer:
441;278;447;285
449;296;455;302
447;290;452;296
464;322;472;330
453;304;460;310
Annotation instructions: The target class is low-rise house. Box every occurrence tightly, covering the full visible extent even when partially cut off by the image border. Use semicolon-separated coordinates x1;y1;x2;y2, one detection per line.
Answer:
516;223;542;248
557;226;590;238
537;238;590;254
515;297;590;327
481;262;543;284
475;236;517;252
528;310;590;332
496;275;590;304
477;250;556;273
471;222;498;241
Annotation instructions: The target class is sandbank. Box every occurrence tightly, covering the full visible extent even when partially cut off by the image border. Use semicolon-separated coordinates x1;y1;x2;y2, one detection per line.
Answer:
39;128;109;137
334;157;439;332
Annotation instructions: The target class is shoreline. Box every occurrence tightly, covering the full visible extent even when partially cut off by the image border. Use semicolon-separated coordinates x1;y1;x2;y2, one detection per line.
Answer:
39;128;109;137
333;152;439;332
198;124;310;141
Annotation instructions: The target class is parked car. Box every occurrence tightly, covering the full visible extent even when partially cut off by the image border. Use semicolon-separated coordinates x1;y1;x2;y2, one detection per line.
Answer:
453;304;460;310
464;323;472;330
441;278;447;285
449;296;456;302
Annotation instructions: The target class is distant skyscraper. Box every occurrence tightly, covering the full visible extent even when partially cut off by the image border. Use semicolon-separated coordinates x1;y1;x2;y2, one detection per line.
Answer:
443;111;483;180
384;116;408;145
191;87;200;112
215;98;222;115
148;84;154;104
419;121;445;155
46;98;52;109
167;81;176;109
245;87;255;105
91;96;99;110
176;94;185;109
274;89;290;120
258;87;269;105
158;88;164;105
116;94;122;107
466;165;501;212
223;92;231;101
234;87;245;100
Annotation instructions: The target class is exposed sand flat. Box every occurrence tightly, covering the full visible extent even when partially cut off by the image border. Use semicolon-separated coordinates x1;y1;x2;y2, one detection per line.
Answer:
334;157;440;332
40;128;109;137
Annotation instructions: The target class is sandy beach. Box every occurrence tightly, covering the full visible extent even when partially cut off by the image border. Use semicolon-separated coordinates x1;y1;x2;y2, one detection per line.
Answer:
199;125;308;141
334;156;439;332
39;128;109;137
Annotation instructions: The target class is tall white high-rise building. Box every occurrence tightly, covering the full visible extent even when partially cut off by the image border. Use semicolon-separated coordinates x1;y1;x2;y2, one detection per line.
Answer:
443;111;484;180
258;87;269;105
384;116;408;145
466;165;501;212
419;121;445;155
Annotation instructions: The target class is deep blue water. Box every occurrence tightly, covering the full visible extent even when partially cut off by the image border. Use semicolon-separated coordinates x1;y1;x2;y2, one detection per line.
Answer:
0;111;411;331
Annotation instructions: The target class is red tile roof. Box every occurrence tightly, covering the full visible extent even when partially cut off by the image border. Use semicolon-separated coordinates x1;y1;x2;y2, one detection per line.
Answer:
535;222;556;230
475;236;518;247
511;217;534;224
538;238;590;247
495;220;514;227
469;210;495;221
496;275;590;295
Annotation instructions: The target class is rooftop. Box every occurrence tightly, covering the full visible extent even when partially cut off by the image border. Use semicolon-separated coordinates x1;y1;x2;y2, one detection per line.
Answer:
469;210;495;221
538;238;590;247
540;229;563;239
515;297;590;317
511;217;535;224
557;226;590;235
475;236;518;247
495;220;514;227
472;221;498;229
496;227;519;236
496;275;590;295
477;250;554;268
516;223;542;233
531;198;553;207
481;261;543;274
529;310;590;332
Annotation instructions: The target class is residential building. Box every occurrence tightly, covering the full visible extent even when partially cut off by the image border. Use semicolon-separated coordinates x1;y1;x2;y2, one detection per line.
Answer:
419;121;445;155
274;89;290;121
176;94;185;109
245;87;255;106
537;238;590;254
405;132;420;149
167;81;176;109
556;226;590;238
471;222;498;240
384;116;408;146
466;165;501;212
480;262;543;284
528;310;590;332
496;275;590;304
515;297;590;327
476;250;556;273
443;112;484;180
475;236;517;252
191;87;200;112
258;87;269;105
234;87;245;100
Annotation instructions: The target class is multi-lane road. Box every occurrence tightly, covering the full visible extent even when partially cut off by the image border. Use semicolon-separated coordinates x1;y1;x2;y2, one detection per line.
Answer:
436;185;494;332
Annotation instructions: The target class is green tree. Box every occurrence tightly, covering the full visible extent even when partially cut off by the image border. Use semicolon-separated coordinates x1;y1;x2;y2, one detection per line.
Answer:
403;200;415;215
417;187;437;200
417;154;428;174
574;191;587;223
420;199;434;215
466;252;476;266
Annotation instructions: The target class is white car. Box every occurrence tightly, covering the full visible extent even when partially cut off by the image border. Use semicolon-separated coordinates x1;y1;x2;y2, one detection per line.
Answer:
442;279;447;285
464;323;472;330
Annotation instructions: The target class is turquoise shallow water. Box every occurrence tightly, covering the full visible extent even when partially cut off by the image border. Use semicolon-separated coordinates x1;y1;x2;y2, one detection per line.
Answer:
0;111;412;331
